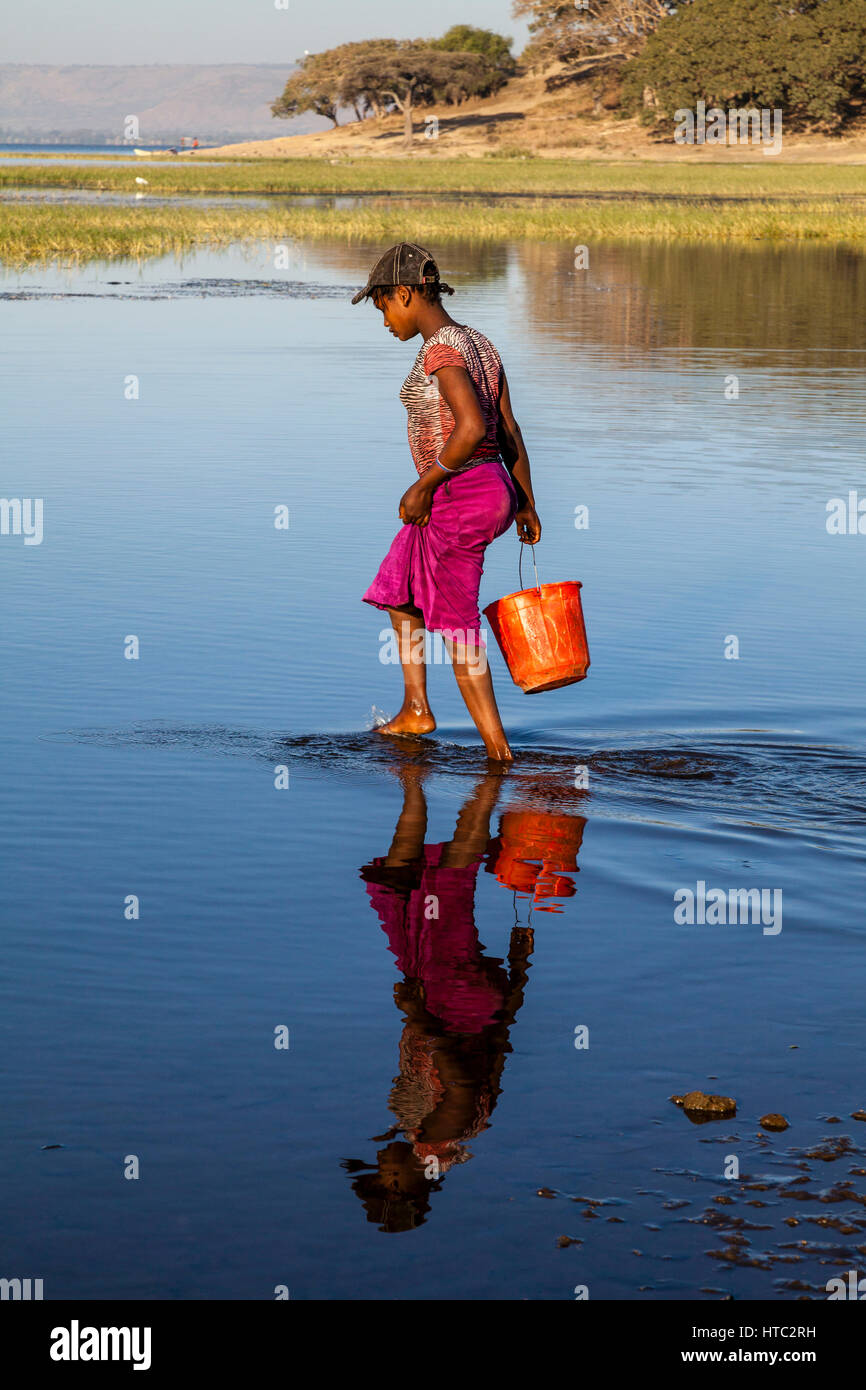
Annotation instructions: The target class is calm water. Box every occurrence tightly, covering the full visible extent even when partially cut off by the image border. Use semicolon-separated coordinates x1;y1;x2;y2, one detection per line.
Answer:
2;237;865;1300
0;143;221;166
0;144;184;153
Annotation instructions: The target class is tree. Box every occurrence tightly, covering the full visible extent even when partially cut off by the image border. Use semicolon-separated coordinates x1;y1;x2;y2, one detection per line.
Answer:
342;41;490;145
325;39;401;120
273;41;410;126
432;25;517;91
623;0;866;132
271;51;344;127
273;35;505;142
513;0;671;75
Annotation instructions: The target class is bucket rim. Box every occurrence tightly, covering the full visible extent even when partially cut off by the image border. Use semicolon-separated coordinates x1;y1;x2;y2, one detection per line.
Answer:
483;579;583;611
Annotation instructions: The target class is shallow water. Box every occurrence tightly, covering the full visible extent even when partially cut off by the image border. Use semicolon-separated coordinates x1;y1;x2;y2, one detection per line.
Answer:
9;186;866;206
0;144;224;165
2;236;865;1300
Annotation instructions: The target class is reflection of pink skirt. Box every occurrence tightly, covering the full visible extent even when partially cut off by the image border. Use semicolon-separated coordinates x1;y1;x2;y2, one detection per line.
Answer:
363;459;518;646
362;843;507;1033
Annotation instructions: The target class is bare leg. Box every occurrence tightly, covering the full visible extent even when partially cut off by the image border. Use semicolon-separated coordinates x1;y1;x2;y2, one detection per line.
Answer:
446;638;513;761
376;607;437;737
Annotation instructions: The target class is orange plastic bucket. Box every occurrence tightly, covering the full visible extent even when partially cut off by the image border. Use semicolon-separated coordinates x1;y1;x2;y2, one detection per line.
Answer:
483;557;589;693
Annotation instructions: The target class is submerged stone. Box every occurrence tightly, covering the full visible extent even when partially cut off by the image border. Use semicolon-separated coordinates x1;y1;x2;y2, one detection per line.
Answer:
681;1090;737;1118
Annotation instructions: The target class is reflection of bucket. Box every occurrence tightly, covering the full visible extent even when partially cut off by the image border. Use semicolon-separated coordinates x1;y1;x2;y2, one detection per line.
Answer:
500;811;587;866
483;580;589;693
490;810;586;911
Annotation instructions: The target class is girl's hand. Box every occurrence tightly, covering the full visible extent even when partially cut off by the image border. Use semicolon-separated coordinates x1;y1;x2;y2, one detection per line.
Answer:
399;479;434;528
515;505;542;544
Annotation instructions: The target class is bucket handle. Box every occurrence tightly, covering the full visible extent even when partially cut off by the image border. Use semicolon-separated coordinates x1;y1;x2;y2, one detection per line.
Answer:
518;540;541;594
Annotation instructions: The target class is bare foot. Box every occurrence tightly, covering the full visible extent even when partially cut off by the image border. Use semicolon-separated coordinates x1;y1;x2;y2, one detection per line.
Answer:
485;741;514;762
375;702;436;737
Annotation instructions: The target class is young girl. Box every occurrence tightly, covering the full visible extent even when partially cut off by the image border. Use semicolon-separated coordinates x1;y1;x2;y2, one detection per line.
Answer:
354;242;541;762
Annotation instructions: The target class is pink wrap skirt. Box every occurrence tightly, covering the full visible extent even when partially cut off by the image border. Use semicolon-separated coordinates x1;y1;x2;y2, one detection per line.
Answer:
363;459;518;646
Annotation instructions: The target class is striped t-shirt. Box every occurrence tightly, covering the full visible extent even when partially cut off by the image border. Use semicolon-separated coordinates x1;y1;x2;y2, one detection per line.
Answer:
400;324;503;478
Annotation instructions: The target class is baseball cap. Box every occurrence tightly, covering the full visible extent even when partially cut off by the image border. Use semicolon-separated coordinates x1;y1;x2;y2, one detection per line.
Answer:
351;242;452;305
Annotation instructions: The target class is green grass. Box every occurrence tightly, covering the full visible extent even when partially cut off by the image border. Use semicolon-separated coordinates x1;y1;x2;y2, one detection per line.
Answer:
3;195;866;266
3;155;866;198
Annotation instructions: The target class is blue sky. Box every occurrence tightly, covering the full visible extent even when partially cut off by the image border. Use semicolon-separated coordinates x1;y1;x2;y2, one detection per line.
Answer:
7;0;530;65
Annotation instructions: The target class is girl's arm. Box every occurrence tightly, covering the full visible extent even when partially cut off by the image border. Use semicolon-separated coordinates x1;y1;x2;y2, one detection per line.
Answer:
498;370;541;543
399;364;487;526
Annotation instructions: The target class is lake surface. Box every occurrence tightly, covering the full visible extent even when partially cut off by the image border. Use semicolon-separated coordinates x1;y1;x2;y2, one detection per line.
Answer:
0;144;224;167
2;235;865;1300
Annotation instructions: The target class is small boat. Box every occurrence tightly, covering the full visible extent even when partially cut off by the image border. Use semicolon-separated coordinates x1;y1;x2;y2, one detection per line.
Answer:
133;138;199;157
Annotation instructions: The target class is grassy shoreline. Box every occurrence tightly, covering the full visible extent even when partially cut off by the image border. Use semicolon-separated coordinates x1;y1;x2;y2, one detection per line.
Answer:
5;157;866;264
3;156;866;198
3;196;866;266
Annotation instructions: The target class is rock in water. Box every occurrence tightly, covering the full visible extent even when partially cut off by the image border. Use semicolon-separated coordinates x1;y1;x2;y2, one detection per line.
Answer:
681;1090;737;1117
759;1113;789;1131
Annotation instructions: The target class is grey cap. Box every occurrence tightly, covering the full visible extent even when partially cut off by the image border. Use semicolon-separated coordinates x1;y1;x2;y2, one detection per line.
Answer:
351;242;451;304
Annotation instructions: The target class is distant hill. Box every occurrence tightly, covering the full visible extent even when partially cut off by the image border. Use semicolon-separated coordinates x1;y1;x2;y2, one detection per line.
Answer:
0;64;327;144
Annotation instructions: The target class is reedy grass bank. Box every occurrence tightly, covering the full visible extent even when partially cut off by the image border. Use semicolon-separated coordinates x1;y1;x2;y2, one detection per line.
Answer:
2;197;865;266
3;156;866;199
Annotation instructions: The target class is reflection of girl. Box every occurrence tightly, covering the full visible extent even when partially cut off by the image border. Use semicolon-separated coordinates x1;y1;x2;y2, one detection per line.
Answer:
352;242;541;761
352;766;534;1232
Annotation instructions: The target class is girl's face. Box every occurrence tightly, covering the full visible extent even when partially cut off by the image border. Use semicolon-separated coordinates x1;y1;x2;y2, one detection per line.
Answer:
374;286;419;342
